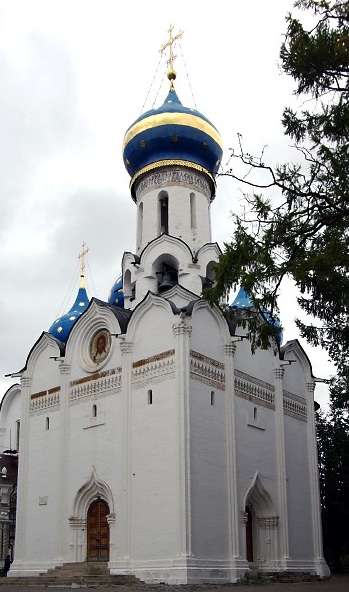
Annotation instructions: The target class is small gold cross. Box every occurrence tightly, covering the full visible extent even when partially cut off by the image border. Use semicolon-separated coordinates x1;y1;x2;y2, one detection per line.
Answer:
78;242;89;286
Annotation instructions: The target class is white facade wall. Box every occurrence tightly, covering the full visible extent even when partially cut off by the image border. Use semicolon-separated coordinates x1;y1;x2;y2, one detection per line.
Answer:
4;160;329;583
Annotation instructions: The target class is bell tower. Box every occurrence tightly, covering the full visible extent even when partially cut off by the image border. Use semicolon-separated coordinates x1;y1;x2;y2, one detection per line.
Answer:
121;28;223;308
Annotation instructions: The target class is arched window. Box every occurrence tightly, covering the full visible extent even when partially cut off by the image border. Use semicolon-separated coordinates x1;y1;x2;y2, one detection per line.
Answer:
46;417;50;431
158;191;169;234
210;391;215;406
148;389;153;405
190;192;196;229
92;404;97;418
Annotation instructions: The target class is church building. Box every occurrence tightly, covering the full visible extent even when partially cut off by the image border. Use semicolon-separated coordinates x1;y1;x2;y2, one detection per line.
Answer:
1;29;329;584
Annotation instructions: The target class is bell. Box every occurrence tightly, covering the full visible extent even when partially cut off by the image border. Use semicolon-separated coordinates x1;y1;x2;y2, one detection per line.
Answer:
158;272;173;293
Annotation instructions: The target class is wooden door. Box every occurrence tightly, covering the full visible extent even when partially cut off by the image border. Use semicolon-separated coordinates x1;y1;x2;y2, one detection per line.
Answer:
87;499;110;561
246;507;253;562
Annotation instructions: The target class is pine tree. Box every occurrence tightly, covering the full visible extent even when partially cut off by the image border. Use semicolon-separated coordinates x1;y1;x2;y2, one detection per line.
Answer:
206;1;349;402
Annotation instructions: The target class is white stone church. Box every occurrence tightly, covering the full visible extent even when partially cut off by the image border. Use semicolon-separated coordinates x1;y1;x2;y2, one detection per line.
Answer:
1;37;329;583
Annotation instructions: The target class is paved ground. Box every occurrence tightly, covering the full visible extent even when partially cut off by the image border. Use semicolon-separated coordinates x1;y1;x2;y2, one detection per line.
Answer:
0;574;349;591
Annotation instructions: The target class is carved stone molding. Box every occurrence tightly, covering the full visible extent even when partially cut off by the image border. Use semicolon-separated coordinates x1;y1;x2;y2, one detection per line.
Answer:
21;376;32;388
173;322;193;337
120;341;133;355
107;513;116;526
274;368;285;380
136;167;211;200
223;343;237;357
69;517;87;529
257;516;279;529
59;363;71;375
306;381;315;395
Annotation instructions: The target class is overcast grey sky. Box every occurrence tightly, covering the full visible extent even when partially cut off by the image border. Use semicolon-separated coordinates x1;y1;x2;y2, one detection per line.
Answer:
0;0;334;406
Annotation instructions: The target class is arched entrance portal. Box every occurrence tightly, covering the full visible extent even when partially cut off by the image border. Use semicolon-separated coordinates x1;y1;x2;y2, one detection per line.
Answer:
243;473;279;568
87;499;110;561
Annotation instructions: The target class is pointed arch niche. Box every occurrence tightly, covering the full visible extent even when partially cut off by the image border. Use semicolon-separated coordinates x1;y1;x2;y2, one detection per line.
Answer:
69;468;115;563
242;473;279;568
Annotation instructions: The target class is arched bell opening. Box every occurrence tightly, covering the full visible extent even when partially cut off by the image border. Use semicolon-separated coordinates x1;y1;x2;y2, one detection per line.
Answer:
124;269;135;303
201;260;216;292
153;254;179;294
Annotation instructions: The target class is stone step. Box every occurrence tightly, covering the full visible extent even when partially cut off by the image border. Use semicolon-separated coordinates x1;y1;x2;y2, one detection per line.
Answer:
0;563;140;586
1;575;139;586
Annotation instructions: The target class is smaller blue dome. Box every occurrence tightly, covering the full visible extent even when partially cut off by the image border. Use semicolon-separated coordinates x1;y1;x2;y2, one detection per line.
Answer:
48;286;89;343
108;275;124;308
231;287;254;309
231;287;283;345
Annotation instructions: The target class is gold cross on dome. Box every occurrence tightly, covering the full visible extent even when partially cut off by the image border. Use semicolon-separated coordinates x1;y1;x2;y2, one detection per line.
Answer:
160;25;183;88
78;242;89;287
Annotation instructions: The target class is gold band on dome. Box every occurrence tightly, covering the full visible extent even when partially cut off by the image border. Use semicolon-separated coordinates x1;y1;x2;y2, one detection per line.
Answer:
123;112;223;149
130;159;216;192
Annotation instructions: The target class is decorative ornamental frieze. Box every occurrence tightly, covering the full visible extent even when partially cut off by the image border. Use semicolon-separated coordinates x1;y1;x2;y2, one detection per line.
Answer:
136;168;211;199
283;395;307;422
69;367;122;405
190;350;225;391
234;369;275;410
283;390;307;405
30;387;60;413
173;322;193;337
132;350;175;389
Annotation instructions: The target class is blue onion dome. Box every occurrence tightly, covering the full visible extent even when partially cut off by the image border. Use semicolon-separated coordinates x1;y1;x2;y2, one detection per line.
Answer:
108;274;124;308
231;287;254;309
123;85;223;199
48;283;89;343
231;287;283;345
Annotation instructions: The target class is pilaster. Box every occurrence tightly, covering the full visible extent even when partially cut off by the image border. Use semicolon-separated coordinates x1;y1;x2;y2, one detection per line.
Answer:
116;340;133;571
10;375;32;565
224;343;248;578
305;382;330;577
273;366;290;566
173;319;192;561
223;344;239;557
55;361;70;563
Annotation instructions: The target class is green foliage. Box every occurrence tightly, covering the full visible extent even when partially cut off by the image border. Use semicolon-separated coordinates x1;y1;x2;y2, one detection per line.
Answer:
207;1;349;398
317;400;349;570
